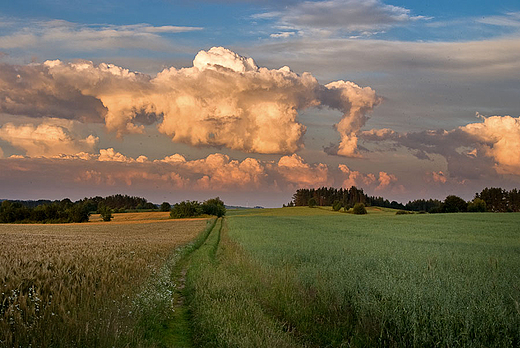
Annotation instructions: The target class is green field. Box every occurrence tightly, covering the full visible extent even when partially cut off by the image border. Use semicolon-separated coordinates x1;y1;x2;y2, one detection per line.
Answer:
186;207;520;347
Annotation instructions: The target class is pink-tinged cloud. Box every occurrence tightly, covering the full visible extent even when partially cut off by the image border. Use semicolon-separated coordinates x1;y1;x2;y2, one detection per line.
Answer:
325;80;381;156
360;115;520;179
376;171;397;190
461;115;520;175
0;47;380;155
338;164;398;193
426;171;447;184
0;122;98;157
276;154;331;187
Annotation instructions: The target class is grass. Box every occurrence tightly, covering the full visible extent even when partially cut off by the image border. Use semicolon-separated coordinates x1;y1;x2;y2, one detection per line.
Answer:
0;217;208;347
187;207;520;347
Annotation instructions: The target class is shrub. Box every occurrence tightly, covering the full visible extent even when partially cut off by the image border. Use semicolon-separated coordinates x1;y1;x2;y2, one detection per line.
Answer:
396;210;411;215
352;203;367;215
332;200;343;211
308;197;317;208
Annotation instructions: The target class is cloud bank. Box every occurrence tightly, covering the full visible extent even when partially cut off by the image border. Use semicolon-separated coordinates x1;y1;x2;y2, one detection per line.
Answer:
1;149;395;196
360;115;520;177
0;47;380;155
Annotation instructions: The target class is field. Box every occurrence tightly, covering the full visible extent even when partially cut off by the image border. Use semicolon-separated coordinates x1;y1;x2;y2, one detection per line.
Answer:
2;207;520;347
186;207;520;347
0;217;210;347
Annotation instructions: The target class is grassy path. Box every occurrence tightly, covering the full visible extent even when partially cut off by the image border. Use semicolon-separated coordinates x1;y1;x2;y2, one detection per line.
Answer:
137;217;219;347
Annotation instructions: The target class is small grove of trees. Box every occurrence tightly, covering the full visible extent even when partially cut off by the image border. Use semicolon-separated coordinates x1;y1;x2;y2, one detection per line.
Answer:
292;187;405;210
170;197;226;219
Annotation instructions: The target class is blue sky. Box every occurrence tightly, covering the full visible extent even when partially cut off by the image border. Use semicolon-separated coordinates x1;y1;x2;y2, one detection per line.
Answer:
1;0;520;206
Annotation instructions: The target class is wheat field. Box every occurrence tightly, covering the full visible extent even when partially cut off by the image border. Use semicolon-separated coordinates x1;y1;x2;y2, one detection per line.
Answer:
0;218;206;347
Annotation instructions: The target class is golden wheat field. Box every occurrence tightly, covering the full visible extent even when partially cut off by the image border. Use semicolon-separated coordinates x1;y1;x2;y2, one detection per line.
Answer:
0;217;206;347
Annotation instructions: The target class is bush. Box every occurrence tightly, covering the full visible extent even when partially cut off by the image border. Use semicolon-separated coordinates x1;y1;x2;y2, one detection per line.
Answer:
332;200;343;211
396;210;411;215
352;203;367;215
308;197;317;208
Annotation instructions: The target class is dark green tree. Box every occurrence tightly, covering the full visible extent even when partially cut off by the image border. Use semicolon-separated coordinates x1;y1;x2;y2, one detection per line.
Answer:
308;197;317;208
160;202;171;212
442;195;468;213
201;197;226;217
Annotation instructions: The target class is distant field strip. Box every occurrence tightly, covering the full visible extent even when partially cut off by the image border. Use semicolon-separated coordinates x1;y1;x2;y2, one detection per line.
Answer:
0;218;209;347
186;207;520;347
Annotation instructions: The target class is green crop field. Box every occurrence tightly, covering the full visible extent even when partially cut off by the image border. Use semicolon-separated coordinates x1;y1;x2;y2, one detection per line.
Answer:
186;207;520;347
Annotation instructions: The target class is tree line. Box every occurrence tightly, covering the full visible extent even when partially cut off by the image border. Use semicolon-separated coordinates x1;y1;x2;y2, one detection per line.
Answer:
0;194;227;223
288;186;520;213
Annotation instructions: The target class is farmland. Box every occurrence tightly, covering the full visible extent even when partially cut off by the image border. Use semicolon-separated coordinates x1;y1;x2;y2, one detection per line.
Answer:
0;217;209;347
2;206;520;347
186;207;520;347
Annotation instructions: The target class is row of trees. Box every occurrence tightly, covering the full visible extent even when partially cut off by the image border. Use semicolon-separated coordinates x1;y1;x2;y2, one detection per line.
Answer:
170;197;226;218
290;187;406;210
0;195;227;223
0;199;90;223
288;186;520;213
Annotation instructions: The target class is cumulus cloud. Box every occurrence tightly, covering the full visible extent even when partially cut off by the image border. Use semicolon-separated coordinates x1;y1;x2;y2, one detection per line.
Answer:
425;171;447;184
339;164;398;191
276;154;331;187
360;115;520;178
254;0;427;37
0;47;380;155
376;171;397;190
323;80;381;156
0;121;98;157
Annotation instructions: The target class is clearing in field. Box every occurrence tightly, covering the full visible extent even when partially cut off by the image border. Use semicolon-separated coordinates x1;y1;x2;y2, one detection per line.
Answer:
185;207;520;347
0;216;210;347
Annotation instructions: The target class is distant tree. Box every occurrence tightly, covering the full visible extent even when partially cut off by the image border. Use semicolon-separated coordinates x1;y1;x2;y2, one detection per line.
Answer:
442;195;468;213
98;205;112;222
68;203;91;223
160;202;171;212
170;201;202;219
467;198;486;212
201;197;226;217
332;200;342;211
308;197;317;208
352;203;367;214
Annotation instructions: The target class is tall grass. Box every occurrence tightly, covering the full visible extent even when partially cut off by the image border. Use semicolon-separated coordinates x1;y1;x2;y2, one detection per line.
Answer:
188;207;520;347
0;219;206;347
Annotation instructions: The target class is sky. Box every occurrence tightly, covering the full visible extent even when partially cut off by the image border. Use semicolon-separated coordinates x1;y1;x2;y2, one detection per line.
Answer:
1;0;520;207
